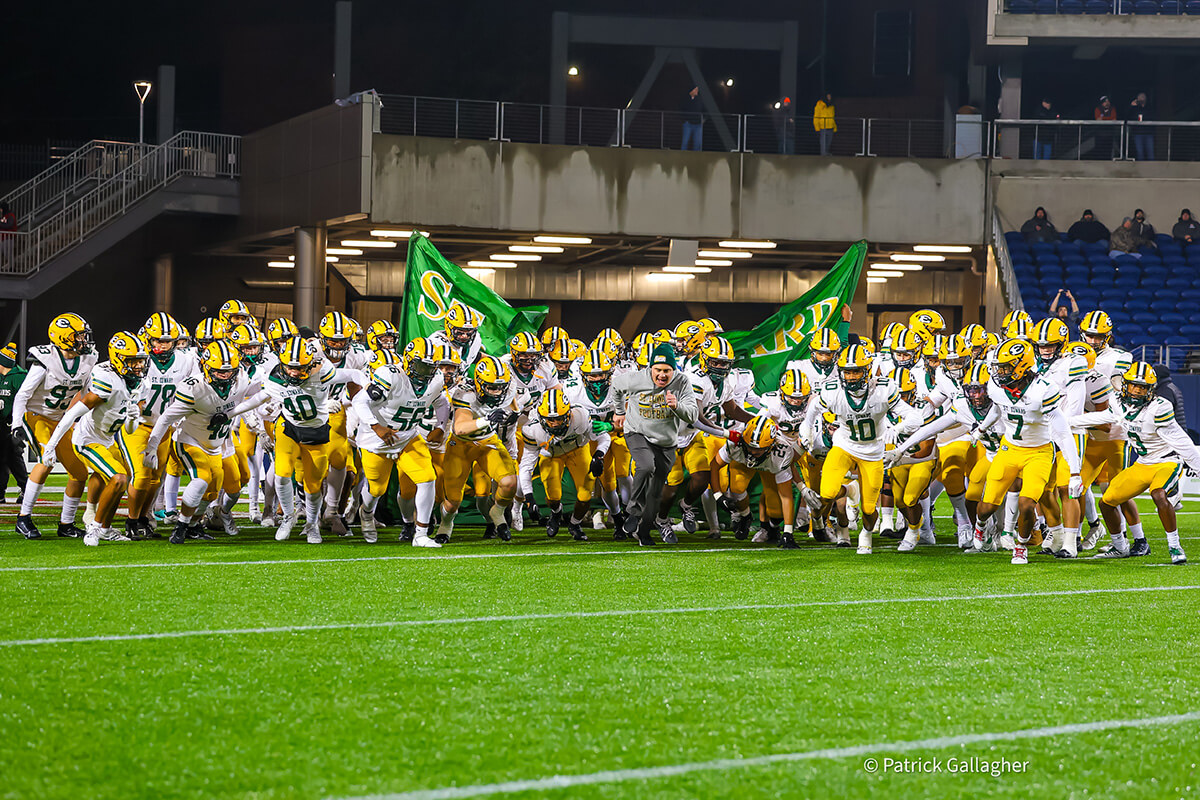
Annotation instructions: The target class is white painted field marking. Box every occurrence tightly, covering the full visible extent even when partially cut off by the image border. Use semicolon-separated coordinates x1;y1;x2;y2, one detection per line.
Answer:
329;710;1200;800
3;584;1197;648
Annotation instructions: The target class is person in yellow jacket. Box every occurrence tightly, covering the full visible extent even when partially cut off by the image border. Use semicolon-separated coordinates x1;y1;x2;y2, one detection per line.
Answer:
814;92;836;155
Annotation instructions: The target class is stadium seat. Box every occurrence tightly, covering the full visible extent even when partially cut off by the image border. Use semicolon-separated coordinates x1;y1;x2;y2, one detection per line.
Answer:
1073;289;1101;307
1132;312;1160;328
1114;276;1140;291
1091;264;1115;278
1114;254;1141;269
1061;253;1087;266
1155;288;1179;300
1031;241;1056;253
1162;255;1187;268
1082;242;1109;255
1128;289;1156;304
1162;311;1187;325
1181;288;1200;302
1131;0;1160;12
1178;323;1200;339
1059;0;1086;11
1139;253;1163;266
1035;0;1060;11
1148;323;1175;338
1150;299;1178;314
1006;0;1035;10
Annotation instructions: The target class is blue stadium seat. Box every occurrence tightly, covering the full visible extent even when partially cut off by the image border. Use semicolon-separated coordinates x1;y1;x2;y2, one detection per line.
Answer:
1109;314;1134;331
1178;323;1200;339
1091;264;1116;278
1132;0;1161;13
1073;289;1101;307
1132;312;1160;327
1159;242;1184;256
1161;1;1181;13
1148;323;1176;338
1010;253;1034;267
1059;0;1085;11
1162;255;1187;268
1035;255;1062;268
1031;241;1056;252
1061;253;1087;266
1155;288;1179;300
1114;254;1141;268
1085;0;1115;10
1167;278;1195;293
1161;313;1188;328
1177;300;1200;316
1141;267;1169;283
1139;252;1163;265
1129;288;1156;304
1188;2;1200;17
1083;242;1109;255
1151;299;1178;314
1181;288;1200;302
1158;233;1176;245
1129;333;1157;349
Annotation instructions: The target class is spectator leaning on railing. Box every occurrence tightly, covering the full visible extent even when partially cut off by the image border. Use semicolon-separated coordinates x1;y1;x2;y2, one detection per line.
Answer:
1128;92;1154;161
1067;209;1109;247
1021;206;1058;244
1033;97;1059;160
1173;209;1200;244
1094;96;1118;159
1109;217;1143;259
813;92;836;156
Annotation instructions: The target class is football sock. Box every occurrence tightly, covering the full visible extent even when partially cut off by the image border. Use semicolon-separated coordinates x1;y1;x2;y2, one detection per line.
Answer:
362;490;381;515
275;476;294;518
414;481;436;528
701;490;719;531
920;496;932;533
164;473;181;513
1128;522;1145;541
948;492;969;525
1166;529;1181;549
398;494;415;524
1111;530;1129;551
487;502;507;527
324;467;346;514
221;490;240;514
304;492;322;525
1003;491;1020;535
60;493;80;525
879;504;895;531
19;480;44;516
437;507;458;538
475;495;491;520
181;478;209;510
1083;489;1100;526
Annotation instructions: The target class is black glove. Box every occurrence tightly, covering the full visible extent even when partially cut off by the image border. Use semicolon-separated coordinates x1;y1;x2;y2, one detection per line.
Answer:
590;451;606;477
524;492;542;524
366;383;385;402
209;412;230;431
487;408;516;431
716;492;740;513
11;426;27;449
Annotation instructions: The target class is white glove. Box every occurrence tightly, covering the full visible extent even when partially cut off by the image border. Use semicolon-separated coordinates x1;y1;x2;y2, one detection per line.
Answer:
41;446;58;469
882;449;902;470
143;449;159;471
800;486;823;510
1068;475;1084;499
124;403;142;433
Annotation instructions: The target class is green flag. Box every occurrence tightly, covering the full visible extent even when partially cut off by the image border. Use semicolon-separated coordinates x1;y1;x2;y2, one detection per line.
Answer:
401;234;548;355
725;240;867;393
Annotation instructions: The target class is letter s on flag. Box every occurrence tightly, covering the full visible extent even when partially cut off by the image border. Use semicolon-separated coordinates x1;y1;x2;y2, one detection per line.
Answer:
418;271;452;322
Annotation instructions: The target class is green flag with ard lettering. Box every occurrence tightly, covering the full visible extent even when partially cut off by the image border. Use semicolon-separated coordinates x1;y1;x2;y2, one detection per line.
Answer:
401;234;548;356
725;240;867;393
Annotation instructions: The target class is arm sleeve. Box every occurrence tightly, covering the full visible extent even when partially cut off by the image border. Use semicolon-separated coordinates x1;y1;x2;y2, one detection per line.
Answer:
43;401;90;454
147;402;189;450
1069;408;1117;430
1159;420;1200;475
351;388;378;428
692;414;726;438
891;398;925;436
333;368;365;388
12;363;45;424
230;390;270;417
1048;408;1082;473
891;414;960;455
518;435;540;496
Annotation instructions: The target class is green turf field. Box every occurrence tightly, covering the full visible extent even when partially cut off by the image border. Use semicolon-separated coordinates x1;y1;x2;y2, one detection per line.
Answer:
2;485;1198;799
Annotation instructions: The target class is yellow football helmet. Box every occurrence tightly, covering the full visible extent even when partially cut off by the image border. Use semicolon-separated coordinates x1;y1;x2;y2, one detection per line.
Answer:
697;317;724;334
959;323;985;345
200;340;240;391
107;332;149;384
540;325;569;352
537;388;573;436
963;361;991;411
195;318;226;347
1064;341;1097;370
1001;309;1034;329
445;301;484;346
176;323;192;349
366;320;399;353
548;338;575;378
473;354;511;406
592;328;624;354
629;332;652;358
984;331;1001;353
635;339;654;368
942;334;972;379
966;325;992;358
1120;362;1157;408
142;312;183;358
821;410;839;436
319;311;353;359
879;322;907;352
779;367;812;412
266;318;298;353
809;329;842;372
698;336;735;379
891;366;917;403
218;299;253;330
1032;318;1070;366
509;331;543;374
1080;310;1114;351
48;313;94;355
653;329;673;344
278;336;317;385
1004;317;1032;343
740;414;778;459
370;348;400;372
345;317;363;344
908;309;945;341
580;348;613;396
837;343;873;393
434;343;463;386
992;338;1036;387
672;320;706;357
857;336;876;356
568;338;587;361
401;337;438;389
228;323;267;365
922;334;946;366
890;329;922;369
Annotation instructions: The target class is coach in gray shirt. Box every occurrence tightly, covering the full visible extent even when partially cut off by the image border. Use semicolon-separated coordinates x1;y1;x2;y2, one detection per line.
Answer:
613;343;699;545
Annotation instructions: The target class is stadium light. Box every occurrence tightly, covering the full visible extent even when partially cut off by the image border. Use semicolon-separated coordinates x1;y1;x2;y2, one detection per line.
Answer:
874;262;924;271
492;253;540;261
533;235;592;244
369;229;430;238
133;81;152;143
464;268;495;278
724;78;735;87
663;265;712;274
325;248;363;255
694;259;733;267
914;244;972;253
468;260;516;268
866;276;888;284
647;272;695;281
718;240;775;249
325;256;338;262
510;245;564;253
867;270;903;278
889;253;945;262
568;66;580;77
698;249;751;259
341;239;397;248
267;261;294;268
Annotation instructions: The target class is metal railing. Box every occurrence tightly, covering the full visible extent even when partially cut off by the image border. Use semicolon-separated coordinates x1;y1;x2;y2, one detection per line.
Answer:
992;119;1200;161
1130;344;1200;367
0;131;240;277
0;140;155;227
992;213;1025;313
1004;0;1194;13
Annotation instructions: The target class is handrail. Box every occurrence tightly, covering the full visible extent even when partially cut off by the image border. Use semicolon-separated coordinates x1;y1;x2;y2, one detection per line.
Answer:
992;211;1024;314
0;140;152;225
0;131;240;277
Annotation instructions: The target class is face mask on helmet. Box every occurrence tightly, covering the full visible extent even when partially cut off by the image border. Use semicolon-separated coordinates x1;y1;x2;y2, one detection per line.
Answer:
584;371;610;393
438;364;460;385
209;366;237;389
150;337;176;358
124;355;149;380
991;361;1017;386
451;326;476;346
783;393;809;412
75;327;95;355
227;312;251;328
513;351;540;374
323;336;350;358
480;380;507;404
964;383;990;411
1082;332;1108;352
1122;380;1153;407
840;366;868;393
238;343;264;364
544;413;570;436
375;333;398;351
893;349;917;369
407;359;436;388
704;357;733;379
944;355;970;379
283;364;312;385
1036;342;1062;365
551;359;572;379
923;353;941;370
813;350;836;369
672;337;690;356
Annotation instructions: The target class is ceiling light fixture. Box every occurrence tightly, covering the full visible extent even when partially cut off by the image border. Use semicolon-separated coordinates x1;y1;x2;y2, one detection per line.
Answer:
694;259;733;267
510;245;564;253
341;239;397;248
867;270;903;278
369;229;430;238
698;249;751;259
663;265;712;274
533;235;592;245
882;263;924;271
267;261;294;268
718;240;775;249
468;260;516;269
889;253;945;262
866;276;888;284
492;253;541;261
914;245;972;253
463;268;495;278
326;248;363;256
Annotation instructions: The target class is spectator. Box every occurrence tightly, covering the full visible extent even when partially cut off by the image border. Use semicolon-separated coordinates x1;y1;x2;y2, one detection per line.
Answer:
1066;209;1109;246
1173;209;1200;244
1109;217;1142;259
1093;96;1118;159
1128;92;1154;161
773;97;795;155
0;343;29;503
1131;208;1156;246
1049;290;1080;337
0;203;15;266
1033;97;1059;160
1152;365;1186;431
813;92;836;156
679;86;704;152
1020;206;1058;244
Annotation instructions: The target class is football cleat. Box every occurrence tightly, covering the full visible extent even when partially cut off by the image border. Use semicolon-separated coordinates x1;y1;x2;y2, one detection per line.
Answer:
634;527;656;546
1011;544;1029;565
16;515;41;539
400;522;415;542
219;508;239;537
433;532;451;545
621;513;639;537
413;534;442;548
546;508;562;538
125;518;147;541
1054;549;1077;559
83;528;100;547
611;512;627;539
779;532;800;550
733;514;751;540
138;517;160;539
751;528;770;544
99;528;131;542
496;523;512;542
879;527;900;540
274;512;297;541
659;518;677;544
169;522;189;545
304;521;322;544
1093;544;1129;559
1129;538;1151;557
482;523;497;540
188;525;214;541
999;533;1016;551
1080;527;1103;551
680;503;698;534
918;528;936;545
58;521;86;539
897;530;918;553
569;522;588;541
857;530;873;555
1170;547;1187;565
811;526;831;543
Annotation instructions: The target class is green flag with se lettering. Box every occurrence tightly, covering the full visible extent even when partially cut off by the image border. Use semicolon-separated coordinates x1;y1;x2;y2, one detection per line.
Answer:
400;233;548;355
724;240;867;393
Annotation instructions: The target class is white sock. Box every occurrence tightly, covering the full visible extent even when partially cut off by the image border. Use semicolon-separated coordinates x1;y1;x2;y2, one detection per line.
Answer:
488;501;508;527
701;490;719;531
1128;522;1145;541
60;494;81;525
1065;526;1080;555
276;476;295;518
181;478;209;510
437;507;458;537
1083;489;1100;525
920;496;932;533
19;480;44;516
164;473;181;513
414;481;436;529
928;480;945;508
305;491;322;525
879;504;895;531
86;501;97;519
1166;529;1181;549
398;493;415;524
1111;530;1129;551
322;467;345;515
221;490;240;514
475;494;491;519
948;493;969;526
362;490;381;515
1003;491;1020;535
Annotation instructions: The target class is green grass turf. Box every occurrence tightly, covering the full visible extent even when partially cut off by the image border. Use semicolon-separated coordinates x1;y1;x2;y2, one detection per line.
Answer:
1;484;1199;799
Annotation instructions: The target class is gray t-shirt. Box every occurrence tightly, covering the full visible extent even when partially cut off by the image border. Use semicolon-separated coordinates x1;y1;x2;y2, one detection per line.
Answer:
613;368;699;447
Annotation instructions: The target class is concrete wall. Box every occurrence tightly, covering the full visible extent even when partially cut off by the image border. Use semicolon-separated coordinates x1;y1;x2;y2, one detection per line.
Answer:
992;7;1200;45
990;159;1200;236
370;136;989;245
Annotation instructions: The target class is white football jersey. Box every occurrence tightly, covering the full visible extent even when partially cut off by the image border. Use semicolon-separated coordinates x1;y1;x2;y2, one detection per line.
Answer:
241;351;281;396
450;383;519;443
1074;396;1200;472
675;372;719;448
784;357;837;392
137;349;199;425
758;391;809;452
566;378;619;421
986;376;1062;448
172;372;251;455
427;330;484;370
1094;345;1133;390
947;399;1003;455
813;377;918;460
355;366;447;456
521;406;595;458
22;344;97;420
719;439;793;479
71;363;136;448
498;355;561;416
263;362;359;429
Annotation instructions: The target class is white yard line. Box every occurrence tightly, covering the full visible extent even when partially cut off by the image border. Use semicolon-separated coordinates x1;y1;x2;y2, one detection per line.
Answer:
329;710;1200;800
3;584;1197;649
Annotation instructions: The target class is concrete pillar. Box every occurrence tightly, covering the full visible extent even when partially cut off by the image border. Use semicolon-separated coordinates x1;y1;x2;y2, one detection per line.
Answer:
333;1;352;101
153;254;173;314
549;11;569;145
156;65;176;144
294;227;327;329
960;264;983;327
996;57;1022;159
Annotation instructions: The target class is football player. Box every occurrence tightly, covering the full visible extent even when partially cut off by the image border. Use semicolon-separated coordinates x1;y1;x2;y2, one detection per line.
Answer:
266;318;299;354
711;415;805;547
365;320;400;354
218;299;255;331
564;347;627;535
429;300;485;368
786;329;840;389
317;311;372;535
882;368;940;553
